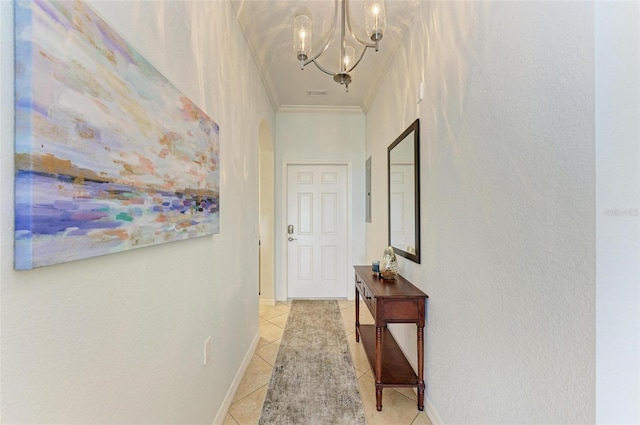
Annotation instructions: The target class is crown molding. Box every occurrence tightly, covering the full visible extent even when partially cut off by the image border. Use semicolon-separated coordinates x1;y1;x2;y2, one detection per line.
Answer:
277;105;364;115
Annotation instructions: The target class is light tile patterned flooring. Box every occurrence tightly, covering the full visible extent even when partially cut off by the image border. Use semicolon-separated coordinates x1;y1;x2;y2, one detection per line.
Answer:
223;300;434;425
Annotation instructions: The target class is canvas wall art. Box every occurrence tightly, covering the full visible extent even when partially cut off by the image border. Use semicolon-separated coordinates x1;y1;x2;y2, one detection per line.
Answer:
14;0;220;269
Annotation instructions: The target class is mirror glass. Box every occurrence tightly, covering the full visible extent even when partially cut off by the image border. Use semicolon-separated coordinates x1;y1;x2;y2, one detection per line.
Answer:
388;119;420;263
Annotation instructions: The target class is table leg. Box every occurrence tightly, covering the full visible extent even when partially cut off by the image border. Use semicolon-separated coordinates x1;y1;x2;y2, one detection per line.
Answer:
355;284;360;342
376;325;383;411
417;325;425;411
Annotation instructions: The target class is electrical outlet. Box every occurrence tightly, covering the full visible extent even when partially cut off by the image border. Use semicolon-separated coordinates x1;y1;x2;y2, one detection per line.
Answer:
204;337;212;365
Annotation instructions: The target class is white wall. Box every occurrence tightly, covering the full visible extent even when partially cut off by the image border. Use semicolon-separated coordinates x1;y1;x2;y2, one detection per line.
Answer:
275;111;366;300
0;1;274;423
366;2;597;423
595;2;640;423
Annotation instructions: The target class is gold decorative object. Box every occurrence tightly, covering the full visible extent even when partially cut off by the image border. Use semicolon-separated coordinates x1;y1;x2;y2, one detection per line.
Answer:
379;246;398;280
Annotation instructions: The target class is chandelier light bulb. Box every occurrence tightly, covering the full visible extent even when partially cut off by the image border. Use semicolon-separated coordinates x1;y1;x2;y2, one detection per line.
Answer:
293;15;312;67
365;1;386;49
343;45;355;73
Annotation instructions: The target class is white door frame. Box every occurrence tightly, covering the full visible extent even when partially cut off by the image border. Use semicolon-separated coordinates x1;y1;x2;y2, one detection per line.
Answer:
281;160;353;300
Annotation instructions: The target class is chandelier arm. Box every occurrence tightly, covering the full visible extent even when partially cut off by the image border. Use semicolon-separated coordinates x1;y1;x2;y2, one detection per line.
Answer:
303;0;340;66
348;29;375;48
309;59;337;77
346;44;373;74
344;0;376;48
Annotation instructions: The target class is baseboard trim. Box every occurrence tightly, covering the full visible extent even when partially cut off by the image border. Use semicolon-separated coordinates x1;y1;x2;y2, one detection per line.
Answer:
425;397;443;425
259;298;276;306
212;330;260;425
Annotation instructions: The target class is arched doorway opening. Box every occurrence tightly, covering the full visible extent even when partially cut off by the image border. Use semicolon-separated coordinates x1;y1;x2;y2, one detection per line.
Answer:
258;119;275;304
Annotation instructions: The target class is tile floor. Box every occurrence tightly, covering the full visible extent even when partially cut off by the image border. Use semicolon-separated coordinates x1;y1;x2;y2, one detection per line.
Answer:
223;300;434;425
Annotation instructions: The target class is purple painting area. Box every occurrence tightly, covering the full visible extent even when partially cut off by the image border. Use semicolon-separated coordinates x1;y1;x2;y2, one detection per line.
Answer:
14;1;220;269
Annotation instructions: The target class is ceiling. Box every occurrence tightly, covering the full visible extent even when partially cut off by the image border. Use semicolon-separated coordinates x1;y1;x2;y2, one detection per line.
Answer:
231;0;420;113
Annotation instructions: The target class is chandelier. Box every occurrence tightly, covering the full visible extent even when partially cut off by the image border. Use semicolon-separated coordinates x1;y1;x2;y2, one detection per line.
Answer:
293;0;386;92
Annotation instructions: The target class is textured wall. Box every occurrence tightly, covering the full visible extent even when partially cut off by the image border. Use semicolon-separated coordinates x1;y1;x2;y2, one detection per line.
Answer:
0;1;274;422
365;2;595;423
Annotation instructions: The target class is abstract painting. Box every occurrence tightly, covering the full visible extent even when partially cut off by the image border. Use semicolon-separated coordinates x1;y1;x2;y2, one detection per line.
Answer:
14;0;220;269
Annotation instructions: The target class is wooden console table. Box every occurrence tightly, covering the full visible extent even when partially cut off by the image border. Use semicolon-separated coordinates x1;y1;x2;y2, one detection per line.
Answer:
354;265;428;411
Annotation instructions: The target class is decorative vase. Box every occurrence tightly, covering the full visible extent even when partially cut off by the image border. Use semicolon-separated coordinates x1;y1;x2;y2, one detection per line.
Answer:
379;246;398;280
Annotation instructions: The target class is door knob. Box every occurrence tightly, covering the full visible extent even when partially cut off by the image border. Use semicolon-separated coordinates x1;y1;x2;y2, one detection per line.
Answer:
288;237;297;242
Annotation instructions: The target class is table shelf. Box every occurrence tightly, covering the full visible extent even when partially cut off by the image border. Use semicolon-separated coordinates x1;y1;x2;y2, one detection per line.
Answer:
358;324;418;386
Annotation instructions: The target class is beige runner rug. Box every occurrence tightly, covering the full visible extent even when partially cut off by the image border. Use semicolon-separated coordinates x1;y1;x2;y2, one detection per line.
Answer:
258;300;366;425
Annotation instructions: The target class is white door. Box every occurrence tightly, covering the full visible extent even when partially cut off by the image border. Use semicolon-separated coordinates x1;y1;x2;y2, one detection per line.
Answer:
286;164;348;298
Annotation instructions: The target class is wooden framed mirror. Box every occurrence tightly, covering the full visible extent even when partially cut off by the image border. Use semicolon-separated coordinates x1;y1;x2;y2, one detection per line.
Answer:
387;119;420;263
